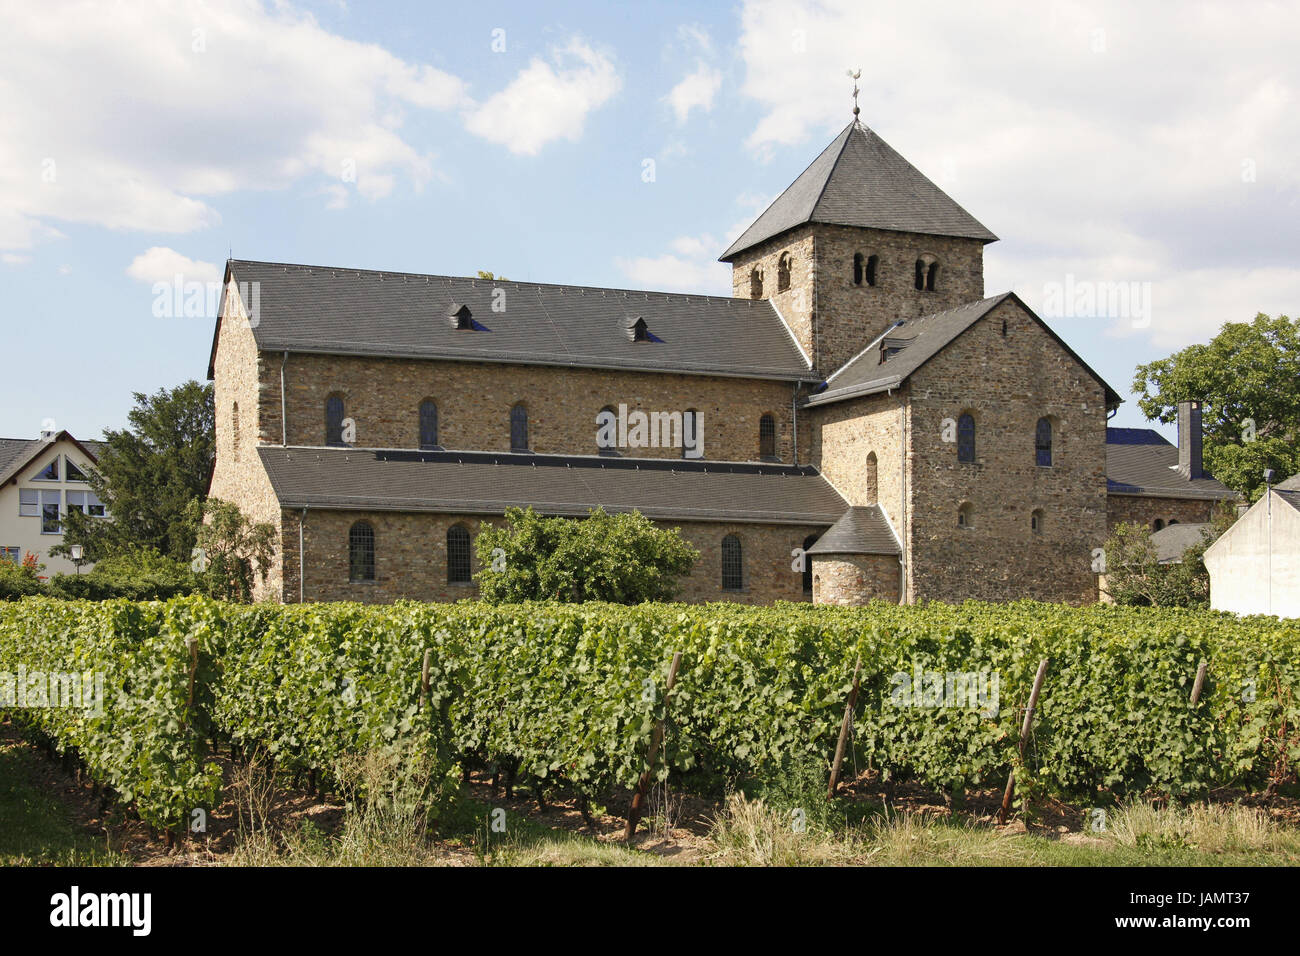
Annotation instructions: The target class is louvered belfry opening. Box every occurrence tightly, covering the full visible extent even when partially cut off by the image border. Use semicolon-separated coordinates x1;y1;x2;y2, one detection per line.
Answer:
446;525;471;583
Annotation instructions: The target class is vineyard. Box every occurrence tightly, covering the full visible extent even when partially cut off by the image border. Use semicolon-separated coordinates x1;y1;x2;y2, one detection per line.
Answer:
1;596;1298;834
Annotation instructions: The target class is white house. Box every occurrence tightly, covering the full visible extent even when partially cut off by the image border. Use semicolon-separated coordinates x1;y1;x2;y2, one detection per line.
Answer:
1203;474;1300;619
0;430;107;577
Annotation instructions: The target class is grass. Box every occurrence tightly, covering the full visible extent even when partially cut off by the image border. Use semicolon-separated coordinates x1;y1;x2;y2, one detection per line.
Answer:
0;734;121;865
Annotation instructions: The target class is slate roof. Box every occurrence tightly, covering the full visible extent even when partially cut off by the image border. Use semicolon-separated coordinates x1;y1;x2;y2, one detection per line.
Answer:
805;292;1122;409
258;447;848;525
720;121;997;261
1105;428;1237;500
1150;522;1210;563
804;506;900;556
211;260;813;382
0;432;103;486
1276;473;1300;492
1276;489;1300;512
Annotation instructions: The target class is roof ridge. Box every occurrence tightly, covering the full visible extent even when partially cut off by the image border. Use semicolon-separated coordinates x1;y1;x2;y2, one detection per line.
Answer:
229;258;760;308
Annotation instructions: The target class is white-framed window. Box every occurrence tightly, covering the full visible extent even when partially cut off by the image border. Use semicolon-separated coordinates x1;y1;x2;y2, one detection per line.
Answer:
66;458;89;482
88;491;106;518
19;489;39;516
1;546;20;564
31;457;59;481
41;490;61;533
64;490;107;518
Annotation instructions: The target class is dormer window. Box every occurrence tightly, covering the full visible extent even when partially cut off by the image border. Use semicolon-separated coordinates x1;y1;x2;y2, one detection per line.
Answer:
625;316;649;342
448;303;473;330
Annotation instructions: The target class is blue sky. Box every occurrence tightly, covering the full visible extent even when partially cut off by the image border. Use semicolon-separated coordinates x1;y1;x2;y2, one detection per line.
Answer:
2;0;1297;442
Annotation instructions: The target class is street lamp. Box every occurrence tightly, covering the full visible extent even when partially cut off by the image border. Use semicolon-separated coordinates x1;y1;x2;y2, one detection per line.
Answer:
69;543;84;575
1264;468;1275;615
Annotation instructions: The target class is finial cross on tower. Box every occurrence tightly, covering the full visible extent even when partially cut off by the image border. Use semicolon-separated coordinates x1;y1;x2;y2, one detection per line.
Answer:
846;68;861;119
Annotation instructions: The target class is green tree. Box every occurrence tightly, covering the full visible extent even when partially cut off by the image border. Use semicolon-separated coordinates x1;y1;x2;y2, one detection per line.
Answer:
1132;313;1300;499
189;498;276;603
0;551;44;600
476;270;509;281
54;381;215;563
475;506;699;603
1100;508;1236;607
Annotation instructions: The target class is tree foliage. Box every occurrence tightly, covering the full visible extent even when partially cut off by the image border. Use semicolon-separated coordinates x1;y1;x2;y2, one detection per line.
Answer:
474;506;699;603
1100;509;1236;607
1132;313;1300;499
189;498;276;603
55;380;216;562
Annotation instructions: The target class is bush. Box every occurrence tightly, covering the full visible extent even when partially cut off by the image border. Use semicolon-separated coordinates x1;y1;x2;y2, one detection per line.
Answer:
474;506;699;603
46;549;200;601
0;552;43;600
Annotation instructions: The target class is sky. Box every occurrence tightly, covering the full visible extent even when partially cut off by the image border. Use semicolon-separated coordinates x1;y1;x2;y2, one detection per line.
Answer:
1;0;1297;442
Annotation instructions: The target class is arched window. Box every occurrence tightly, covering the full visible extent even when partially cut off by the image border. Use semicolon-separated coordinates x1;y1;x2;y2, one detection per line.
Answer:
1031;509;1044;534
419;400;439;450
957;502;974;529
597;405;620;456
926;261;940;291
866;254;878;287
1168;519;1179;526
865;451;878;504
759;413;776;459
447;525;471;584
510;403;529;452
853;253;865;286
750;267;763;298
349;521;374;581
801;534;819;595
914;259;926;291
777;253;791;292
957;413;976;463
1153;519;1165;531
682;409;699;459
326;394;346;446
1035;417;1052;467
721;534;743;591
231;401;240;461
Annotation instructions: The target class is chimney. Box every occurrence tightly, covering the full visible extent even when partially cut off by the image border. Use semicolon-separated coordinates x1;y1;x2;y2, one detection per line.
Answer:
1177;400;1203;480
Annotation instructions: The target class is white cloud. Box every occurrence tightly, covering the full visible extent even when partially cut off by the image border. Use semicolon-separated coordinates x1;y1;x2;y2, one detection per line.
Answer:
616;233;731;293
125;247;221;286
465;39;621;155
0;0;472;251
666;63;724;124
735;0;1300;349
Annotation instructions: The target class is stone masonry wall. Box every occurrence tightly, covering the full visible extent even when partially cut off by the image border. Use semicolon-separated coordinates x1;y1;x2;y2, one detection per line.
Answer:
905;298;1108;604
207;283;284;603
809;389;907;540
1106;495;1217;531
811;554;900;605
258;354;811;465
730;224;985;377
285;509;826;605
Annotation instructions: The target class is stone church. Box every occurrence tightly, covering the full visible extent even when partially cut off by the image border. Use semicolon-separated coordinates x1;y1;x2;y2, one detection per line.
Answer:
207;118;1234;606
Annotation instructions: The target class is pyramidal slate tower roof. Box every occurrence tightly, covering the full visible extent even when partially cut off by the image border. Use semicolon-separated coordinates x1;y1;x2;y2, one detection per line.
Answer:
720;120;998;261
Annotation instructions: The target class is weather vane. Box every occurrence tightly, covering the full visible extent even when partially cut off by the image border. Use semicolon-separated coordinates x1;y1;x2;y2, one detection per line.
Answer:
846;68;861;118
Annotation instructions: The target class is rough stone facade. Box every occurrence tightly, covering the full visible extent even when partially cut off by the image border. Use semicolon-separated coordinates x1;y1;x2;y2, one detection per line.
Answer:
731;223;985;377
1106;494;1216;531
900;298;1108;604
811;554;900;604
280;507;822;605
261;353;810;465
208;280;284;603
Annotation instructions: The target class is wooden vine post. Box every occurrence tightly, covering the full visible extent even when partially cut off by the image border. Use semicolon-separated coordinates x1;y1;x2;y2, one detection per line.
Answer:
419;648;433;712
998;657;1049;826
828;657;863;799
181;637;199;732
624;650;682;840
1190;660;1208;707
